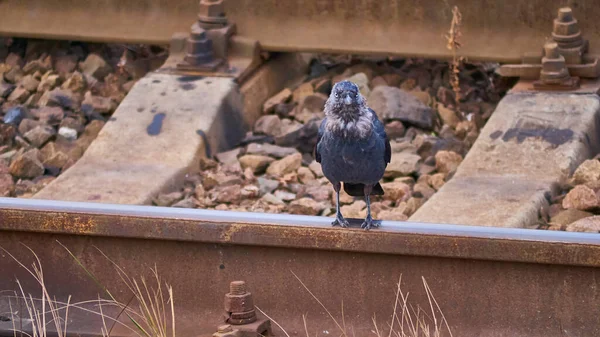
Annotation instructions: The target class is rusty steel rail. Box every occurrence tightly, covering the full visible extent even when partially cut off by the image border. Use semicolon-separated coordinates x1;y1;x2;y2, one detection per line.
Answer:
1;197;600;337
2;0;600;62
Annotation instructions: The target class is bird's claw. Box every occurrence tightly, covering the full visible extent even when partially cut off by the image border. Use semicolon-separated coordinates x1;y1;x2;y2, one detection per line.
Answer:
361;215;379;230
332;215;349;228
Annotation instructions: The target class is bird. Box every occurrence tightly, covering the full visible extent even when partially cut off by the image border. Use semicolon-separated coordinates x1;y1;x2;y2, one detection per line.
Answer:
314;80;391;230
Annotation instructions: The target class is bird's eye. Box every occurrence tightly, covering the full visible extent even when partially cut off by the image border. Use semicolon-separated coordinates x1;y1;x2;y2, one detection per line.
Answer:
335;93;339;98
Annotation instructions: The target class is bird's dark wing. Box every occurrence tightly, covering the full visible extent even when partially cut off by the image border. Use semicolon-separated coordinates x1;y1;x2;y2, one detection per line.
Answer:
314;118;327;163
369;108;391;165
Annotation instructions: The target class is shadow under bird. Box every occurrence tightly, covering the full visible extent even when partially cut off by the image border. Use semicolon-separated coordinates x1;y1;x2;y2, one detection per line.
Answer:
314;80;391;230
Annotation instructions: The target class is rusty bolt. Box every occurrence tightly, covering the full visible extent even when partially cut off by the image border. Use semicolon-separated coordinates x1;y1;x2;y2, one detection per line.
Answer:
230;281;246;295
225;281;257;325
199;0;225;17
198;0;228;27
533;42;580;90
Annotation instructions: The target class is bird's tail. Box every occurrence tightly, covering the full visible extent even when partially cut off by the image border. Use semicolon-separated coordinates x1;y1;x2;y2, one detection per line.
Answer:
343;182;384;197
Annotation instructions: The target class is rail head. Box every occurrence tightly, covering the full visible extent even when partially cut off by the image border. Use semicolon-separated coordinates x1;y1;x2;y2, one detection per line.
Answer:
1;197;600;268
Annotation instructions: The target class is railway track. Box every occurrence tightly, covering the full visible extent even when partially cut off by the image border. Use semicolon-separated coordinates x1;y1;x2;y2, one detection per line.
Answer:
2;1;600;337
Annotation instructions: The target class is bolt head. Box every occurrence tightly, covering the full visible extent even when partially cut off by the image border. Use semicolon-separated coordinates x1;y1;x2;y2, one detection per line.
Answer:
558;7;574;22
199;0;225;18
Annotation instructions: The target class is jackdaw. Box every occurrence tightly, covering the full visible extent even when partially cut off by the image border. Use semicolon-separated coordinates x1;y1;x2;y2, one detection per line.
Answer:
314;80;391;230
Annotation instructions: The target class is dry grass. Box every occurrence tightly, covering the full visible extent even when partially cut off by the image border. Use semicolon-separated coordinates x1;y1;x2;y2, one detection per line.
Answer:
445;5;465;119
260;271;453;337
0;242;175;337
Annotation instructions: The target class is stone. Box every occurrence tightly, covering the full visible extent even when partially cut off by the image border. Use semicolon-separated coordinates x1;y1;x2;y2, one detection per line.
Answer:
254;115;282;136
0;80;15;98
23;58;50;75
3;106;28;125
75;119;105;152
19;75;40;92
261;193;285;205
80;53;112;80
346;72;370;97
210;184;242;204
172;198;196;208
39;88;79;110
262;88;292;114
437;103;460;128
257;177;279;195
384;152;422;178
215;148;242;167
24;125;55;148
9;149;44;179
368;86;435;130
0;173;14;197
297;166;316;184
275;118;322;154
562;185;599;211
566;216;600;232
274;190;296;201
58;127;78;141
381;73;402;87
384;120;405;139
82;91;116;114
33;106;64;124
409;90;432;106
405;197;426;216
54;54;79;75
370;76;388;88
5;53;23;68
295;93;327;123
4;67;24;84
7;86;30;103
551;209;593;226
308;160;324;177
340;200;367;218
266;152;302;177
572;159;600;185
435;151;463;175
37;73;60;92
40;142;71;169
61;71;87;93
60;117;85;133
241;185;260;198
300;185;331;202
245;143;299;159
292;82;314;102
314;78;332;94
378;209;408;221
381;181;411;202
413;182;435;199
288;197;324;215
430;173;446;190
153;191;184;207
0;124;16;146
18;119;43;134
238;154;275;174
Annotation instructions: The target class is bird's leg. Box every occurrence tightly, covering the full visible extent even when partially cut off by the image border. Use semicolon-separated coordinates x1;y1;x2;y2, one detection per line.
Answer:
361;184;379;230
331;182;349;228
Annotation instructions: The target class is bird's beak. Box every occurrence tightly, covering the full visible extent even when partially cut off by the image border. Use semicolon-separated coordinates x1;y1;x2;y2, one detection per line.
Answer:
344;94;352;105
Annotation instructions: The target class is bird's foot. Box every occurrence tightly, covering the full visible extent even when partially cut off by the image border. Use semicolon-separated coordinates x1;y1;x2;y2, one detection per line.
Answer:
361;215;379;230
332;214;349;228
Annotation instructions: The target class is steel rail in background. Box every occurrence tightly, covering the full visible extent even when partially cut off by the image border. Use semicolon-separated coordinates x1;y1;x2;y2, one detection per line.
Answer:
1;197;600;337
1;0;600;62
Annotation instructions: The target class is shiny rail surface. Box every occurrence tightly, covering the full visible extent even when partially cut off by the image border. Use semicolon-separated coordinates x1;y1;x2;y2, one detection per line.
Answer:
1;197;600;337
1;0;600;62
